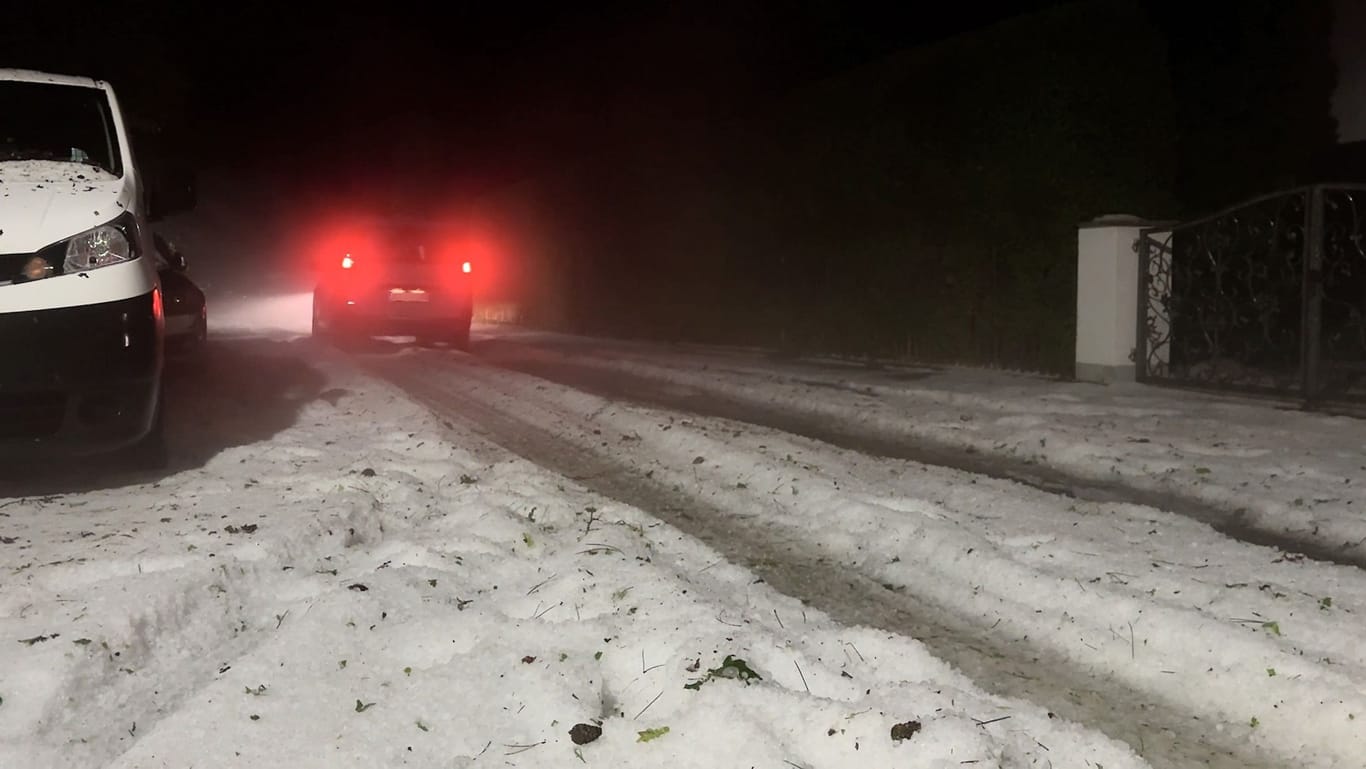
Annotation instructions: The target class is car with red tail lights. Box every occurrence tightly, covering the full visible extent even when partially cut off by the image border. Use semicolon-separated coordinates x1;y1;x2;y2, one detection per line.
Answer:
311;218;475;349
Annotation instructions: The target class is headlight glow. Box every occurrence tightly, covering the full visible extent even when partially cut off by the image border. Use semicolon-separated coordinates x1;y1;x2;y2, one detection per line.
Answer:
22;257;52;281
64;224;134;273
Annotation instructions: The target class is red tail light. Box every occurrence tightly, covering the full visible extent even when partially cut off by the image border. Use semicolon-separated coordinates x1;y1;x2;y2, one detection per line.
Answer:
341;255;355;269
462;261;472;274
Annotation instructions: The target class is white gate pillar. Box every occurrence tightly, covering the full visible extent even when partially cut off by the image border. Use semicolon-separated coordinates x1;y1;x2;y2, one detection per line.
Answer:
1074;215;1163;383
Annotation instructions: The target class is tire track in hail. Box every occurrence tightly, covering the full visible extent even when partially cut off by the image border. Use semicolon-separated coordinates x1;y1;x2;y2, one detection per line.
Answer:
363;348;1281;769
470;337;1365;571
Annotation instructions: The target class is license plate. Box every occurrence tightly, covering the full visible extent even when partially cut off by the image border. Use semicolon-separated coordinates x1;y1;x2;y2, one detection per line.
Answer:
388;289;429;303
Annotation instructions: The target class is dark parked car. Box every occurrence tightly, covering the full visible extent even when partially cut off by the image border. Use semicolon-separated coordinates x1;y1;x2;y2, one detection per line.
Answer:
153;233;206;353
311;219;474;349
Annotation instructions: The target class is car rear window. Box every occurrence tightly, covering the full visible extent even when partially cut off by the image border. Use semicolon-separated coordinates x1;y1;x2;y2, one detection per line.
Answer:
373;225;458;263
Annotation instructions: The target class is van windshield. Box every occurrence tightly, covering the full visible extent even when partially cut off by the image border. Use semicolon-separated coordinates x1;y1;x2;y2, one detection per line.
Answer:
0;80;121;176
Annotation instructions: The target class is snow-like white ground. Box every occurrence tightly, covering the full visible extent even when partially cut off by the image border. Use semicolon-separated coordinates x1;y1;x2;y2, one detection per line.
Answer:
383;334;1366;769
2;316;1365;768
478;328;1366;565
0;338;1146;769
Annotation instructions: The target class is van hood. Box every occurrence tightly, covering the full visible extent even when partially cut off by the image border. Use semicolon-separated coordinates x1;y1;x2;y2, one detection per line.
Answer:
0;161;132;254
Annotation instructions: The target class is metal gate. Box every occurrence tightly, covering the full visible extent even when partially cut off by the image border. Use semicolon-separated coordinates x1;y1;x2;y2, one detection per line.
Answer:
1136;185;1366;408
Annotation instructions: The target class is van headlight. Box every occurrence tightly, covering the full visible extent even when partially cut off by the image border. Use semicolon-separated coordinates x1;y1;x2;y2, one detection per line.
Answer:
64;222;135;272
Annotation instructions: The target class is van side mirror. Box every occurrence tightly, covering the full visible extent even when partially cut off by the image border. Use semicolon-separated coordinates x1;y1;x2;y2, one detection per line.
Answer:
153;233;187;271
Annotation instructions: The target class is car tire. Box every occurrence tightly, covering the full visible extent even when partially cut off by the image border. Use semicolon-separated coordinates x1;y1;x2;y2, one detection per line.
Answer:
449;321;471;351
310;293;328;338
312;294;355;346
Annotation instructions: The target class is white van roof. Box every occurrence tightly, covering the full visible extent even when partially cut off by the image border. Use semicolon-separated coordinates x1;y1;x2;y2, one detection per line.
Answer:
0;69;105;88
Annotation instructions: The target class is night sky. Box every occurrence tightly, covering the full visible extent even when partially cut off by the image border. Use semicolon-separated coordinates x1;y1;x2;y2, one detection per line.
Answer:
4;1;1064;190
5;1;1362;203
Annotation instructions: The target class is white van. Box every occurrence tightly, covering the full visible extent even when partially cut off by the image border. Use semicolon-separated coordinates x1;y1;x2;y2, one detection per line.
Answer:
0;69;178;462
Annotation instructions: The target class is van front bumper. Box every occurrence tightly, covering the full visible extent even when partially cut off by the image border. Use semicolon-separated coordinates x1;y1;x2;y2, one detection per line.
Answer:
0;291;161;456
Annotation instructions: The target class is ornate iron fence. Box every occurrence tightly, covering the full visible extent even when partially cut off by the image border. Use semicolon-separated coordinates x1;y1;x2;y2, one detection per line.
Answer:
1136;185;1366;406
